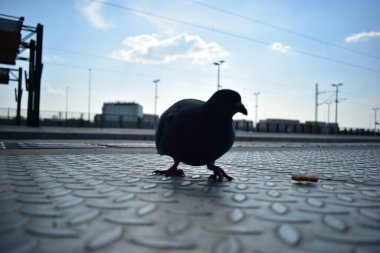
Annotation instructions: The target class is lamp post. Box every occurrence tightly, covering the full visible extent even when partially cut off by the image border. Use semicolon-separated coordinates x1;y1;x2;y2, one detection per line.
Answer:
374;107;379;132
331;83;343;125
254;92;260;128
65;86;69;122
213;60;224;91
326;101;333;124
153;79;160;128
88;68;92;122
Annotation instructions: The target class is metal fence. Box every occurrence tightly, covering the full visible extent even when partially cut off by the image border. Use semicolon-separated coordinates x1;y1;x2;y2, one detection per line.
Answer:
0;107;379;135
0;108;91;127
0;108;156;129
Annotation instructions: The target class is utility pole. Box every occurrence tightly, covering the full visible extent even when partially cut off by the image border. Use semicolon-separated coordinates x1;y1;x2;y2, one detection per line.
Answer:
88;68;92;122
213;60;224;91
65;86;69;122
326;101;333;124
315;83;318;123
332;83;343;125
153;79;160;128
16;67;23;125
374;107;379;132
314;83;329;123
254;92;260;128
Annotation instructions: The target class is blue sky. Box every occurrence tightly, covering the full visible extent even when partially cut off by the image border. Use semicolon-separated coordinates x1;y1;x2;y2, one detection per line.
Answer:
1;0;379;129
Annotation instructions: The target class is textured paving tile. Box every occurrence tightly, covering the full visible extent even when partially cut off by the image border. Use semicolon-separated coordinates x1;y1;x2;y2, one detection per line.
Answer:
16;143;104;149
0;147;379;253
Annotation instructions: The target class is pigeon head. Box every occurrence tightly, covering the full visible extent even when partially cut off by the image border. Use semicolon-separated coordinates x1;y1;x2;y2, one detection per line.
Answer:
207;89;248;118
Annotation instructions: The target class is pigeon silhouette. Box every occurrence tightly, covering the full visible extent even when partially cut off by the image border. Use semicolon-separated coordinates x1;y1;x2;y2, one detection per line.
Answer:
154;89;247;181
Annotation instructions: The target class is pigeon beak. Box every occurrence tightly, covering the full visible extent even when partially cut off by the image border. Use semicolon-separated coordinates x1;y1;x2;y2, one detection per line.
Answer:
235;102;248;115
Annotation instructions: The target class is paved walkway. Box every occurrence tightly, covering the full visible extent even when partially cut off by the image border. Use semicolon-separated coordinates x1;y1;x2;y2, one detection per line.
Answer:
0;143;379;253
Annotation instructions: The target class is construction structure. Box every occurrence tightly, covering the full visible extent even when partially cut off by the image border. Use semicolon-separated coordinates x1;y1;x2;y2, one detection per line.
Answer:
0;14;43;127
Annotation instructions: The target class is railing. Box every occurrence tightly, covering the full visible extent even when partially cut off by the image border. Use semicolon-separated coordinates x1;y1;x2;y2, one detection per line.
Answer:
339;127;379;136
0;107;92;124
0;108;156;129
0;107;379;135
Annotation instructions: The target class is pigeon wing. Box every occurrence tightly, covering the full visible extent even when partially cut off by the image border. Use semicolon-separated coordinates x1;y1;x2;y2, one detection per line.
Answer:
155;99;204;157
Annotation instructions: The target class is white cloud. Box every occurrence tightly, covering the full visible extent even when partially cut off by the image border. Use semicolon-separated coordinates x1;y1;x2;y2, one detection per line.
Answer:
111;33;229;64
269;42;291;54
345;31;380;43
80;0;111;30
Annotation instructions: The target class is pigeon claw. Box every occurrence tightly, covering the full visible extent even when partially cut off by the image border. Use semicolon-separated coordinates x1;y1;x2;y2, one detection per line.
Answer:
208;166;233;182
153;167;185;177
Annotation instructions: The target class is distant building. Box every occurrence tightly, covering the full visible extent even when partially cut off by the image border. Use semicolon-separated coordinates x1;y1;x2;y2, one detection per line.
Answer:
94;102;159;129
142;113;159;129
257;119;301;133
95;102;144;128
93;102;342;133
305;121;339;134
234;119;253;131
256;118;340;134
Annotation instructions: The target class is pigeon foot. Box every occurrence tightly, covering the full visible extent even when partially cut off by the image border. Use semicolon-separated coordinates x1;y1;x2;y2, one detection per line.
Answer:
153;166;185;177
208;165;234;181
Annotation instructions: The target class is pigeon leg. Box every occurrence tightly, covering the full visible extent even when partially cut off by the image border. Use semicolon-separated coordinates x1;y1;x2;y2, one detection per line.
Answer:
207;164;234;181
153;160;185;177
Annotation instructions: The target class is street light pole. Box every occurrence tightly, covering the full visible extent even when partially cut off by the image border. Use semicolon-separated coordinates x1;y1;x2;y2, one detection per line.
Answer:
332;83;343;125
326;101;333;124
254;92;260;128
88;68;92;122
153;79;160;127
315;83;329;123
315;83;318;123
65;86;69;122
374;107;379;132
213;60;224;91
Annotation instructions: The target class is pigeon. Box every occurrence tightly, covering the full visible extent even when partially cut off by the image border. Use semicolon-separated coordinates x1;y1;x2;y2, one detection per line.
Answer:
154;89;247;181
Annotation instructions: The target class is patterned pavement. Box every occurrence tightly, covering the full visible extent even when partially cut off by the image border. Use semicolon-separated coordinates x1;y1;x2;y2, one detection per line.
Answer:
0;144;379;253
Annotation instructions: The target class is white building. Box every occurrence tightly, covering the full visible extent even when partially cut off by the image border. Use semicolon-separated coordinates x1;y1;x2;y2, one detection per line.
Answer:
94;102;158;129
95;102;143;128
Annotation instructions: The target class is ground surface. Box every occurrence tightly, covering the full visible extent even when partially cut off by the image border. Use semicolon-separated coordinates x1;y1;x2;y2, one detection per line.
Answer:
0;141;379;253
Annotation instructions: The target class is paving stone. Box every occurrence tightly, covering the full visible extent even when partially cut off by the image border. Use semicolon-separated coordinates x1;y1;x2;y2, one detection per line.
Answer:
131;236;197;250
85;226;124;251
213;236;241;253
277;223;301;246
67;209;101;226
26;225;79;238
0;146;379;252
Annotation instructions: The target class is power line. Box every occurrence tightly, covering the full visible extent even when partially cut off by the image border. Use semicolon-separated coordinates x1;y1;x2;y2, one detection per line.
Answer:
45;46;109;59
45;58;320;96
45;46;233;80
44;46;266;85
332;83;343;124
38;62;380;114
94;0;380;74
319;92;335;105
45;45;324;91
188;0;380;61
44;61;318;101
44;61;211;86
